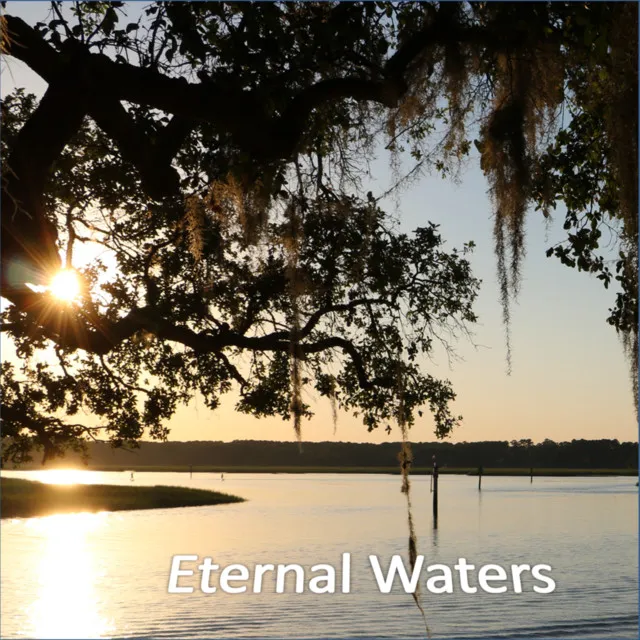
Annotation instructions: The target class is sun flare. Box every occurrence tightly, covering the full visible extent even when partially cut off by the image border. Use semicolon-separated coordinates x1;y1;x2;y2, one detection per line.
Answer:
50;269;81;302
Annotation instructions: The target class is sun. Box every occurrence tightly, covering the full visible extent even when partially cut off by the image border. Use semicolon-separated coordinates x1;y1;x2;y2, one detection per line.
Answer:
50;269;81;302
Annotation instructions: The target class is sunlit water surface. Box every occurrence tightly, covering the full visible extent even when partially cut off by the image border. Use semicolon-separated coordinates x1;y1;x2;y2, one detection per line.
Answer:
1;472;637;639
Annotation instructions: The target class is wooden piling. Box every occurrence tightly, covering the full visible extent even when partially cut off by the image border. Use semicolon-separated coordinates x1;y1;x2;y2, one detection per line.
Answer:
432;461;439;522
530;467;533;483
478;464;483;491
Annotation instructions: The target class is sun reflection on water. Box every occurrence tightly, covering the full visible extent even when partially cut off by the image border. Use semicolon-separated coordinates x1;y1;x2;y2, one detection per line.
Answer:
29;469;102;485
26;512;114;639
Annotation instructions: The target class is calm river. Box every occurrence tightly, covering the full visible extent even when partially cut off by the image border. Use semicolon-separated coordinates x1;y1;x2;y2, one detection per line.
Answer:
1;472;637;639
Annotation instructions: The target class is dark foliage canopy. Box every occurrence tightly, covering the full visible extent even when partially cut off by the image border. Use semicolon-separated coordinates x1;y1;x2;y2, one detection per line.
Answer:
0;2;636;464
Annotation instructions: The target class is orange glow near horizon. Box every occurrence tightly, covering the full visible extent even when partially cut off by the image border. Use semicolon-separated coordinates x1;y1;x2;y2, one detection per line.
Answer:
30;469;101;485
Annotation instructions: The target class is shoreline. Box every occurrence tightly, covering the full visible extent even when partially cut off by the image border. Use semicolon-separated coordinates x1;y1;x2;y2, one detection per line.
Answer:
4;465;637;476
1;477;244;519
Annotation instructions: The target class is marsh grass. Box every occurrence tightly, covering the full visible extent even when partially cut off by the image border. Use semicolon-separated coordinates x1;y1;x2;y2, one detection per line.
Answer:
1;477;244;519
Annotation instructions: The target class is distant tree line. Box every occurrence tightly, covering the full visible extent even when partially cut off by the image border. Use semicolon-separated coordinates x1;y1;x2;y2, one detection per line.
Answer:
18;438;637;470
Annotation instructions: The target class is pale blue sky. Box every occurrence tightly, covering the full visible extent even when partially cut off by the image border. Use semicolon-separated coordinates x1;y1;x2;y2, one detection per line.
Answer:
2;2;636;444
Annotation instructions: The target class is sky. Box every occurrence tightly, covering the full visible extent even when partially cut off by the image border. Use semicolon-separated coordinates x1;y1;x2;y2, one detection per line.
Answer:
1;1;637;445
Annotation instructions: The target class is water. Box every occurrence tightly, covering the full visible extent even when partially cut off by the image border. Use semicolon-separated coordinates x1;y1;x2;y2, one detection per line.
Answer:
1;472;637;639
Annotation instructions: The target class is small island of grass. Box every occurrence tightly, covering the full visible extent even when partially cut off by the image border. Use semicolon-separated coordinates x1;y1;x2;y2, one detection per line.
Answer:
1;477;244;519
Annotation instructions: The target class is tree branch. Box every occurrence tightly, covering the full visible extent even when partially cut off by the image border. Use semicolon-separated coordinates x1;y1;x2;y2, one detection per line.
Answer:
299;297;396;339
1;71;89;288
4;13;435;161
87;97;183;200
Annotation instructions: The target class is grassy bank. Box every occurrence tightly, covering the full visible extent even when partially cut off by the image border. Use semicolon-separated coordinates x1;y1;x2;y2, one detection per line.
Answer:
1;477;244;519
21;464;638;476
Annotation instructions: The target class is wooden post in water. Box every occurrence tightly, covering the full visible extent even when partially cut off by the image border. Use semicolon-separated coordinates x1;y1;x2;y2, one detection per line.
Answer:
432;457;439;523
530;467;533;483
478;464;483;491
